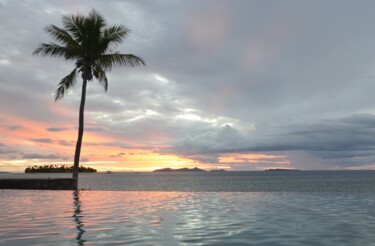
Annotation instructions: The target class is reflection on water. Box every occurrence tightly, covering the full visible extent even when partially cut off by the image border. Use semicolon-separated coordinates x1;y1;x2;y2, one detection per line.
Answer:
0;191;374;245
73;191;86;245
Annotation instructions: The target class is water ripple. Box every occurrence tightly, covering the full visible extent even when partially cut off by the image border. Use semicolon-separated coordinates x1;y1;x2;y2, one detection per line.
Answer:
0;191;374;245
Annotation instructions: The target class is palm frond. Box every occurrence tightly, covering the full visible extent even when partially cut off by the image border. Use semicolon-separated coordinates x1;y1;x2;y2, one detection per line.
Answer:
55;68;78;101
84;20;102;56
35;9;146;103
33;42;79;60
62;14;86;42
88;9;106;30
93;65;108;91
99;25;130;51
97;53;145;71
104;25;129;42
44;25;79;47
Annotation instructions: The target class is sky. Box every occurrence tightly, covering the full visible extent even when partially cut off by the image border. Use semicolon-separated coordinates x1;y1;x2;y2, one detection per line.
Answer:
2;0;375;172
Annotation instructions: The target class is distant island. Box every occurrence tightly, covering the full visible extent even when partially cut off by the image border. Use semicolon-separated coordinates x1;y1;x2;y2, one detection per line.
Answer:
25;165;97;173
209;169;227;172
265;168;300;171
153;167;206;172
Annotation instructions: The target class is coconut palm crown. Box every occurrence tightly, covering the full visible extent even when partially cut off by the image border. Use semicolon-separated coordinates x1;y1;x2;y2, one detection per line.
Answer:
33;10;145;189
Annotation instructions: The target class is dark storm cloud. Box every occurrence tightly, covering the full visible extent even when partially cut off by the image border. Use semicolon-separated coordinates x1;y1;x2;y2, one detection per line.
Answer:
168;114;375;168
252;114;375;154
188;154;220;164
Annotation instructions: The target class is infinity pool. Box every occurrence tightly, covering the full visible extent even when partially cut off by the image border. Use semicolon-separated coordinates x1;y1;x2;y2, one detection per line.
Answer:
1;190;374;245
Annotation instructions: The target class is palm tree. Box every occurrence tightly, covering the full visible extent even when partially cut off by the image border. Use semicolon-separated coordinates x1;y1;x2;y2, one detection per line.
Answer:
33;10;145;189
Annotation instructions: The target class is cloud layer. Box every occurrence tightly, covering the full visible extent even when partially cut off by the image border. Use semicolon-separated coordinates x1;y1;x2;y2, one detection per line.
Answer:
2;0;375;171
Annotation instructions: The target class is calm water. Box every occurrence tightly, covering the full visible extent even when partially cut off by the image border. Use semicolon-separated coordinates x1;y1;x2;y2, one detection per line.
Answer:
1;171;375;245
2;170;375;191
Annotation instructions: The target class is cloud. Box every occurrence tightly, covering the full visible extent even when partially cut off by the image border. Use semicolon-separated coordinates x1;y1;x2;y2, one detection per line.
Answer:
7;125;22;131
30;138;53;143
171;125;245;155
0;143;18;155
109;152;126;158
251;114;375;154
3;1;375;170
84;140;154;150
188;154;220;164
85;141;130;148
0;124;22;132
57;140;74;146
46;127;68;132
85;127;107;132
22;153;67;160
168;114;375;169
0;149;17;155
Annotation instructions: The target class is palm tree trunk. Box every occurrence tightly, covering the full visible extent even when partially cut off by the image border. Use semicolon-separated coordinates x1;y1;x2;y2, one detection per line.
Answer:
72;78;88;190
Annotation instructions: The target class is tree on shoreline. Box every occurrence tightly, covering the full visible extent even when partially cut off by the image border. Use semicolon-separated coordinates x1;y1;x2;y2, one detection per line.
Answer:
25;164;97;173
33;10;145;189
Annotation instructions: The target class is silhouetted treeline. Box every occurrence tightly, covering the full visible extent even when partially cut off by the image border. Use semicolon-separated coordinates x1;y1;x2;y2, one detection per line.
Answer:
25;165;97;173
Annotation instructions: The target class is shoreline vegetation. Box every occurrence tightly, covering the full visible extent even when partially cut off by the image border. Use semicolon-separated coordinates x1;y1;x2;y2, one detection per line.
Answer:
25;165;97;173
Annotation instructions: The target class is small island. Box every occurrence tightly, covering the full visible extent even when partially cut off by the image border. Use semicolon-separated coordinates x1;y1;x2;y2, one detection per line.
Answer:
209;169;227;172
265;168;300;171
153;167;206;172
25;165;97;173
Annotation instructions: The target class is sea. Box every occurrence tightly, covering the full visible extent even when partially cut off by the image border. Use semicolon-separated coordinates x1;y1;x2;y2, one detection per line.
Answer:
1;171;375;245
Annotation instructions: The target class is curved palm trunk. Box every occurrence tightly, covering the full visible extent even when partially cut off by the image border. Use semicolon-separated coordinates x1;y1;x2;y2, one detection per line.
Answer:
72;78;88;190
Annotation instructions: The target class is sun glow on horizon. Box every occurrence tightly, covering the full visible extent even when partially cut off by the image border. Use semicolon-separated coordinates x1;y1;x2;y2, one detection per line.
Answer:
0;104;290;172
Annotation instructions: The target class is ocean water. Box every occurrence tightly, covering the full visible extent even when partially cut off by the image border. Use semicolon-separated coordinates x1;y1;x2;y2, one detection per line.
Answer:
1;171;375;245
2;170;375;191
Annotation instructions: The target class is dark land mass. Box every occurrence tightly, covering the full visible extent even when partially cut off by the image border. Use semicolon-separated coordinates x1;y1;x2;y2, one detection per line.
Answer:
265;168;300;171
25;165;97;173
153;167;206;172
209;169;227;172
